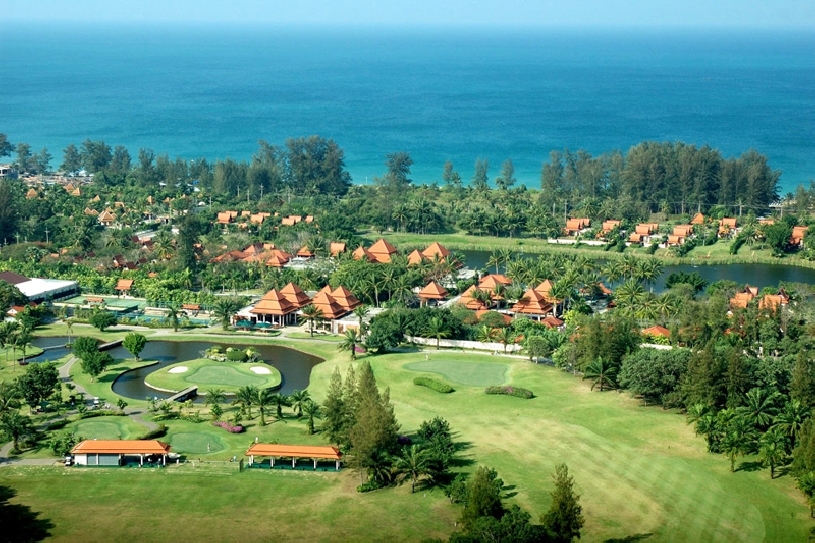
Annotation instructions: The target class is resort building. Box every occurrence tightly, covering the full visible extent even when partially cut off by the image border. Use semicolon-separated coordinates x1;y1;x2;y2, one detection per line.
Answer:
418;281;449;306
248;289;298;327
367;239;398;263
510;288;553;319
0;271;78;302
71;439;172;467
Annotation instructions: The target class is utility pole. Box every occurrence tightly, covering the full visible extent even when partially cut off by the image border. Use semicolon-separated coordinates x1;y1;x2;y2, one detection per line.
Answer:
45;228;49;244
15;233;20;245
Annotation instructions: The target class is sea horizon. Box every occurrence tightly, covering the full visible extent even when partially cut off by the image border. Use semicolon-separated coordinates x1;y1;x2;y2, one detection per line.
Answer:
2;23;813;193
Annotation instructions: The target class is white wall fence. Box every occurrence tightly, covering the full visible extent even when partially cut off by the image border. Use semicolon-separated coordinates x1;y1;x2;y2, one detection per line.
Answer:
405;335;522;353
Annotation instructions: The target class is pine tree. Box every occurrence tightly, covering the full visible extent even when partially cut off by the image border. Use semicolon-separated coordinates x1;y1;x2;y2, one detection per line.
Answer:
725;348;751;408
791;350;815;409
541;463;584;543
348;362;400;479
460;466;504;528
321;367;346;446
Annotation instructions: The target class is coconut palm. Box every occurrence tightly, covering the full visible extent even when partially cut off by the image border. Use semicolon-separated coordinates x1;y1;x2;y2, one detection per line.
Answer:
759;427;788;478
494;327;516;354
299;304;324;337
289;390;311;418
270;393;291;420
582;357;619;392
256;388;278;426
302;399;321;435
772;400;810;450
739;388;781;430
0;412;34;452
338;329;362;360
475;324;495;343
353;305;370;335
423;316;451;350
65;319;74;344
719;413;756;472
0;383;22;415
394;445;431;493
233;385;258;419
165;303;181;332
213;298;242;331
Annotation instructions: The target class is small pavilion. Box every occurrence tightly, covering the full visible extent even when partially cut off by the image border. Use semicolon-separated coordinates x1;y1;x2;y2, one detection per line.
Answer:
245;444;342;471
407;249;425;266
421;241;452;260
511;288;553;319
296;246;315;258
71;439;171;467
367;239;398;263
114;279;134;296
330;286;362;312
250;289;298;327
418;281;449;306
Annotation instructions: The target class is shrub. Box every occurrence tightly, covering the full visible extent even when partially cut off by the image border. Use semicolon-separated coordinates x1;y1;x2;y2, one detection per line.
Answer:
413;376;454;394
212;421;244;433
46;419;71;431
138;423;167;440
357;480;379;493
77;410;127;419
226;349;248;362
484;386;534;399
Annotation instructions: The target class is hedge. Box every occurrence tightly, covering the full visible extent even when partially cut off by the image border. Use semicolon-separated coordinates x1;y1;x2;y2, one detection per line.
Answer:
413;376;454;394
484;386;534;399
226;348;248;362
138;423;168;440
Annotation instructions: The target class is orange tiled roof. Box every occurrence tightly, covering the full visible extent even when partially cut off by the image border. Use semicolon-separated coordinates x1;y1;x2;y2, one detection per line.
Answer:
330;242;346;256
641;325;671;338
418;281;448;300
407;249;425;266
251;290;296;315
72;440;171;455
511;288;553;315
690;212;705;225
245;443;341;460
331;286;361;311
115;279;134;291
421;242;451;259
280;283;311;308
310;292;348;319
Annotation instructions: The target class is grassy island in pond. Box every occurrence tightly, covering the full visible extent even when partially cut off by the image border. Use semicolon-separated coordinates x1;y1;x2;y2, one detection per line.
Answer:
144;359;281;394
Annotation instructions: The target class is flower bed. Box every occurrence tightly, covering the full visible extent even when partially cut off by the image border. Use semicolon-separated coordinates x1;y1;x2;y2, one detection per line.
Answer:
413;376;454;393
484;386;534;399
212;421;244;433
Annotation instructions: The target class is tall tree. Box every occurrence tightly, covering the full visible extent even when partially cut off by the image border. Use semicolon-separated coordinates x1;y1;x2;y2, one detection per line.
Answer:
175;213;201;272
61;143;81;174
442;159;462;188
16;362;59;411
122;333;147;362
472;158;489;191
0;134;14;158
460;466;504;528
495;158;516;190
348;362;400;479
541;463;584;543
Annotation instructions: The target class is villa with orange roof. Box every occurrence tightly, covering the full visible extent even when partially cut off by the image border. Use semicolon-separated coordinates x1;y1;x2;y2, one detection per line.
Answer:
330;242;346;256
407;249;425;266
791;226;808;246
250;289;298;326
510;288;553;318
280;283;311;309
418;281;449;306
690;212;705;225
718;218;738;238
564;218;591;235
367;239;398;263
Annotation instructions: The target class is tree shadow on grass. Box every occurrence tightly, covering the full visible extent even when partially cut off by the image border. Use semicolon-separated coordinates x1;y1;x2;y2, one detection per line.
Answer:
604;533;654;543
0;485;53;542
450;440;476;468
502;483;518;499
736;460;764;473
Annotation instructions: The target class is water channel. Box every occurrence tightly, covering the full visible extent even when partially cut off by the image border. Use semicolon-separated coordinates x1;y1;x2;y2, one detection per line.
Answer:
458;249;815;292
29;337;323;401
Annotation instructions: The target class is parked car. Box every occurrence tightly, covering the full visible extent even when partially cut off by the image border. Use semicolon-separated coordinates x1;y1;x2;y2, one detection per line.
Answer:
64;456;73;466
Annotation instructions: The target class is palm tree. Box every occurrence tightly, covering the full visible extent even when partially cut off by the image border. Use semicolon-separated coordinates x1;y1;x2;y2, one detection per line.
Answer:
165;303;181;332
0;412;34;452
65;319;74;344
353;305;370;334
213;298;241;331
772;400;810;450
486;250;503;275
582;358;618;392
289;390;311;418
270;393;291;420
0;383;21;415
204;388;226;408
475;324;495;343
234;385;258;419
338;329;362;360
759;427;788;478
302;399;321;435
299;304;324;337
423;316;451;350
494;327;516;354
256;388;277;426
719;414;755;472
394;445;431;493
739;388;781;430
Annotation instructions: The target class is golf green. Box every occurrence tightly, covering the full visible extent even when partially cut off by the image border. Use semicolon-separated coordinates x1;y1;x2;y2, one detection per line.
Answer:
144;359;281;393
170;432;226;454
404;358;508;386
70;420;130;441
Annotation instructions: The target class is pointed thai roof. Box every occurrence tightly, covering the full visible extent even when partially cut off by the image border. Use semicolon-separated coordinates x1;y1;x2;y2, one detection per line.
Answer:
251;289;296;315
331;286;361;310
419;281;449;300
318;285;333;295
115;279;134;291
330;242;346;256
353;246;377;262
541;316;564;329
280;282;311;308
642;325;671;338
98;209;116;223
478;274;512;290
407;249;425;266
265;254;289;268
511;288;553;315
310;292;348;319
421;242;451;259
70;187;82;196
242;243;266;256
690;212;705;225
146;195;155;204
84;207;99;215
534;280;555;300
368;238;398;262
297;246;315;258
25;188;37;199
458;285;488;310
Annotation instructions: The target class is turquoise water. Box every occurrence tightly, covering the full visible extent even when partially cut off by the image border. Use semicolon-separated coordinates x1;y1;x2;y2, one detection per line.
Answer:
1;24;813;192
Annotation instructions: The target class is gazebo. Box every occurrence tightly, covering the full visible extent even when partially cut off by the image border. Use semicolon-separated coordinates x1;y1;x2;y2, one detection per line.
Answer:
418;281;449;306
114;279;134;296
245;444;342;471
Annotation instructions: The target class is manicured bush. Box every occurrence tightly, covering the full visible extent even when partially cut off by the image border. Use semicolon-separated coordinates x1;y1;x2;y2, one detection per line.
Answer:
212;421;244;433
357;480;379;493
45;419;71;430
138;423;168;440
77;410;127;419
413;376;454;394
484;386;534;399
226;348;248;362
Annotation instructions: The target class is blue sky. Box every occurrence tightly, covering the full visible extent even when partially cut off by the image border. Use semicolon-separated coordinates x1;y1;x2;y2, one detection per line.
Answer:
3;0;813;27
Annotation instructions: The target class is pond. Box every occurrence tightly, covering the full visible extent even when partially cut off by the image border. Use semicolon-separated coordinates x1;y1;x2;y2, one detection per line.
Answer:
29;337;323;400
458;249;815;291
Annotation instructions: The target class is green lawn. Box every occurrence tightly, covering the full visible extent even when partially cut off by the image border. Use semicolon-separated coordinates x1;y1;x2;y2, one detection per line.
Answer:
403;355;509;387
144;359;281;393
5;340;812;540
288;332;344;342
64;416;146;441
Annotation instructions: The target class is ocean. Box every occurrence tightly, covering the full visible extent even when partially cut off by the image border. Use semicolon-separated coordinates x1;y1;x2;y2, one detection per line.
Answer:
1;24;813;193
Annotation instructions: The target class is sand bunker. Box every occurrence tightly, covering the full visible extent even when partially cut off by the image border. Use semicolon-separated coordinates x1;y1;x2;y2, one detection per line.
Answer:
250;366;271;375
168;366;189;374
